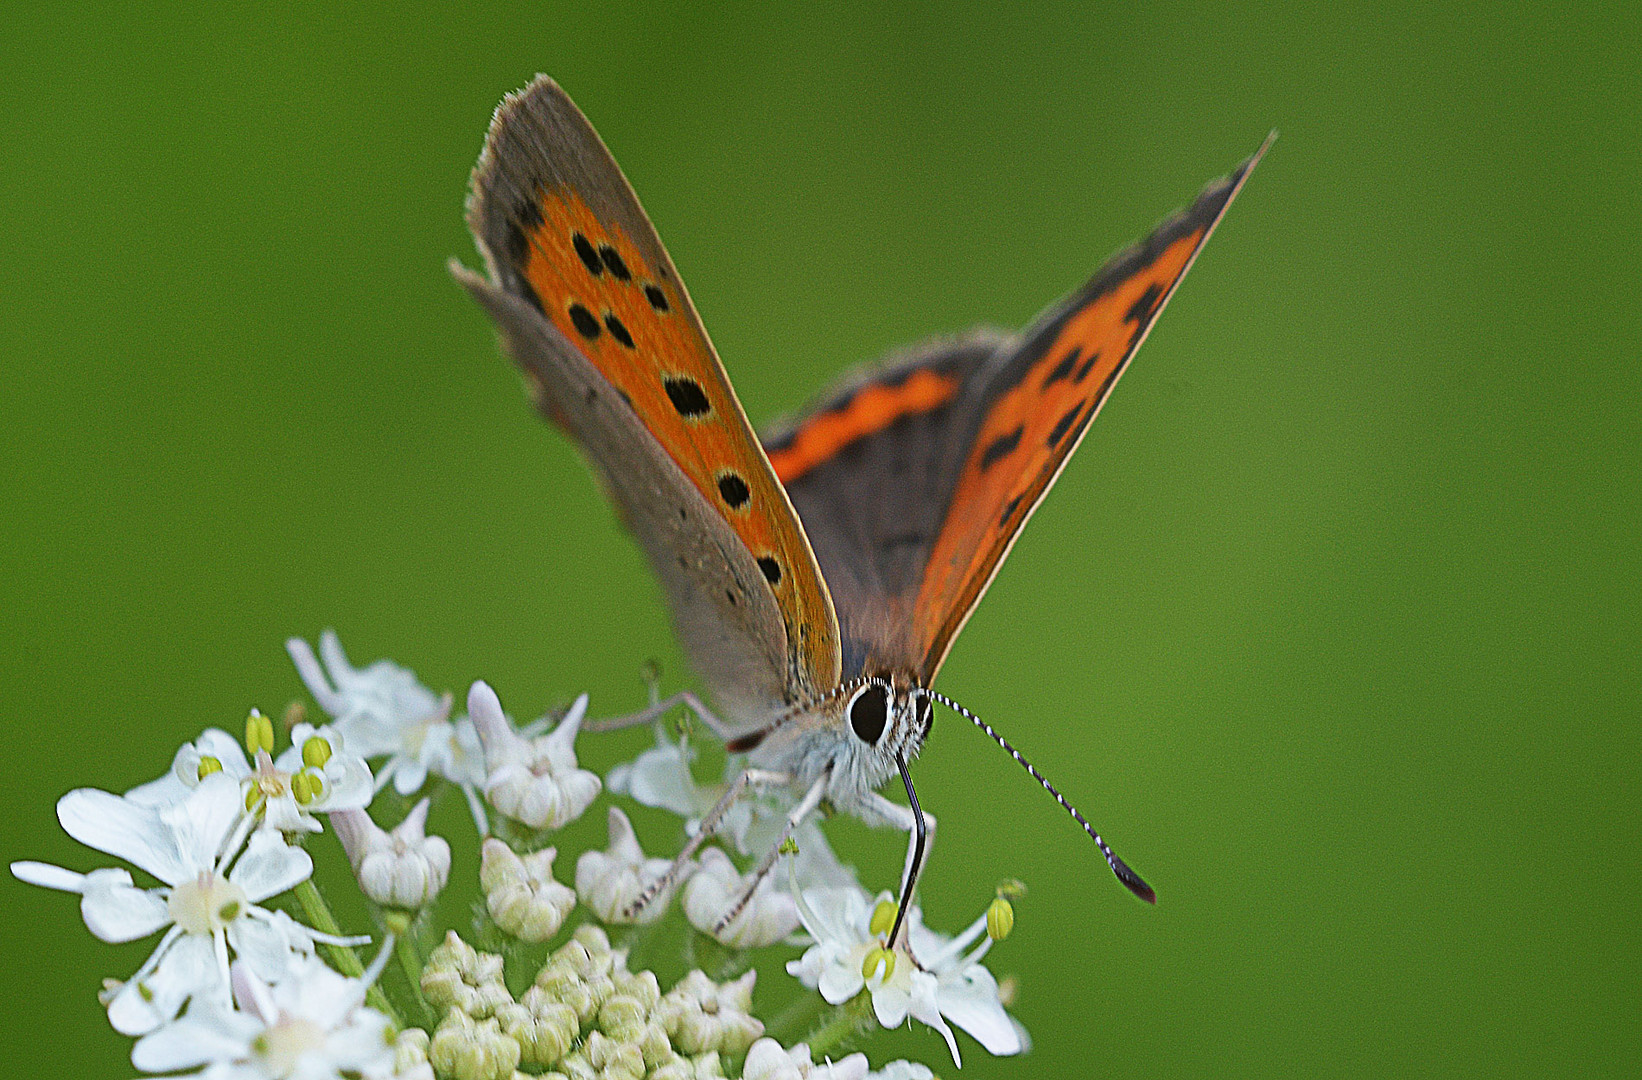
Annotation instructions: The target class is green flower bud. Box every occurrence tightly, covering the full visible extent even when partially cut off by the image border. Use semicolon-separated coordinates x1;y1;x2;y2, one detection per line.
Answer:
423;931;512;1019
428;1011;521;1080
584;1032;645;1080
987;896;1015;940
597;994;648;1041
498;994;578;1068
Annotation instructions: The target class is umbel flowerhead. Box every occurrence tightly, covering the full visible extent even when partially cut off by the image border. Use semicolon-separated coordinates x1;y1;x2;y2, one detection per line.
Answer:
11;632;1028;1075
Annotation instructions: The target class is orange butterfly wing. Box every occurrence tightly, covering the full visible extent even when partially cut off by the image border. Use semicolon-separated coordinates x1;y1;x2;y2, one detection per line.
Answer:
916;136;1272;678
463;77;841;704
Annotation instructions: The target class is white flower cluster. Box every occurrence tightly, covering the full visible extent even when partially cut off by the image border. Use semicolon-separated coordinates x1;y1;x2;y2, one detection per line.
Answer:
12;631;1025;1077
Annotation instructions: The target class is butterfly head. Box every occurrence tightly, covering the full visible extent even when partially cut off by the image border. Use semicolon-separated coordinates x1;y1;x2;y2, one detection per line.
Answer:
842;673;933;762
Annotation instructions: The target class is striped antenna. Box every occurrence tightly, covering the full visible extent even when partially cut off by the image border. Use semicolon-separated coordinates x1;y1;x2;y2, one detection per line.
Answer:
923;689;1155;903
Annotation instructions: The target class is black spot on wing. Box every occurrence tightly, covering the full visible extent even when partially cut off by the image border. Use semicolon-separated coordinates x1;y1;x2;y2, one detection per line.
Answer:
1047;401;1085;448
999;492;1024;527
599;245;632;281
663;376;711;417
572;233;603;275
979;424;1024;471
1073;350;1100;383
568;303;601;340
644;283;670;312
757;556;782;585
604;312;634;348
717;472;751;509
1040;346;1082;389
502;197;544;267
1125;283;1164;325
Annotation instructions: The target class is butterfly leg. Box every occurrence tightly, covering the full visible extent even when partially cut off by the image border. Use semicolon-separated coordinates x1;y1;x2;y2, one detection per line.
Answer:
583;690;737;740
621;766;791;920
858;790;938;951
712;770;830;935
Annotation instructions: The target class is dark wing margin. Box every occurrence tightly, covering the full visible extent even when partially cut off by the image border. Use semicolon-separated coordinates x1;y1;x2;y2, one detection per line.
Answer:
914;134;1274;680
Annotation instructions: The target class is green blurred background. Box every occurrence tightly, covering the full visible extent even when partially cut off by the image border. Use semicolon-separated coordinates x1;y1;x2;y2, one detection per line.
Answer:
3;2;1637;1076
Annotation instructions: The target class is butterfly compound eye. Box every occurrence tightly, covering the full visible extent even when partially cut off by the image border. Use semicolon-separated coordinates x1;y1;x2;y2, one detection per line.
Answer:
849;683;889;745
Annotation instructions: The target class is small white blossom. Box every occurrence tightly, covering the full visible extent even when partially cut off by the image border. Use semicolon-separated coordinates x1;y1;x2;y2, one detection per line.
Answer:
128;721;373;835
333;800;451;909
126;727;253;806
287;630;446;759
468;681;600;831
131;957;394;1079
289;632;492;832
786;885;1022;1067
742;1039;868;1080
255;723;375;833
480;838;577;942
575;806;686;924
682;846;799;948
10;774;362;1035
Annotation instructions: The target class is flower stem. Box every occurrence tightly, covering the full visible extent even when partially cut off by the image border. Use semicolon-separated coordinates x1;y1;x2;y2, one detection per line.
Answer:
804;990;878;1061
384;909;433;1026
294;878;401;1026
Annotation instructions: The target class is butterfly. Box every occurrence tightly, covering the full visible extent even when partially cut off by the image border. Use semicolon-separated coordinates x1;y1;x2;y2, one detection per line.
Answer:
453;76;1267;943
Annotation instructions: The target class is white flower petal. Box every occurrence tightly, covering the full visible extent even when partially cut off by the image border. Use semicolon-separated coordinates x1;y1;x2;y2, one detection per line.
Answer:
287;635;347;715
108;931;220;1035
610;741;701;819
131;1007;259;1071
936;964;1022;1056
227;829;313;902
81;873;170;942
905;971;959;1066
124;771;190;807
391;759;429;794
55;788;181;884
10;860;86;891
283;958;366;1024
157;774;245;872
226;915;297;983
816;951;865;1005
865;1061;934;1080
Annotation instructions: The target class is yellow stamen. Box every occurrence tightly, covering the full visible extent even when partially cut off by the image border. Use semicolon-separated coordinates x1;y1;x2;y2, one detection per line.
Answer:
291;769;324;805
196;756;223;779
301;736;332;769
245;709;275;756
862;945;895;982
870;898;898;938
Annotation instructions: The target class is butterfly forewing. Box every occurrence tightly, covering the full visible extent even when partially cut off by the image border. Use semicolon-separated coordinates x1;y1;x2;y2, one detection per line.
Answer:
914;137;1272;678
465;77;841;705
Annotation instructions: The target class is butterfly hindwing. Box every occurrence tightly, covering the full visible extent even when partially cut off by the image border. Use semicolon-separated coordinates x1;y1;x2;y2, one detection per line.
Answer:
460;76;841;712
914;137;1272;678
763;332;1006;678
